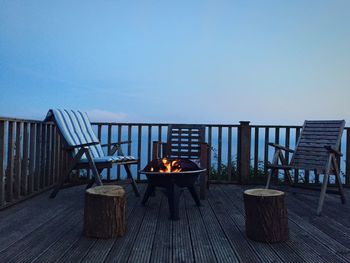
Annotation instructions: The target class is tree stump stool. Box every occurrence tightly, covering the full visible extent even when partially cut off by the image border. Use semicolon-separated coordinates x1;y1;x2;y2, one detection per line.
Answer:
243;188;289;243
84;185;126;238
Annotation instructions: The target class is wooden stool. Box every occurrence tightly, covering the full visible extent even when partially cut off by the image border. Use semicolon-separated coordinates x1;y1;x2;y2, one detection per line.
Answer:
243;188;289;243
84;185;126;238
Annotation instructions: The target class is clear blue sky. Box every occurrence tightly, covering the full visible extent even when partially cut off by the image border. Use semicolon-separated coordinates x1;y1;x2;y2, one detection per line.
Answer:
0;0;349;124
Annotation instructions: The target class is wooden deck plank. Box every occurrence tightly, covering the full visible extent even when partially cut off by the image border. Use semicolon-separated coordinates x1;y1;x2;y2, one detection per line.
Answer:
214;186;304;263
149;195;172;263
221;185;329;263
103;197;154;263
32;223;84;263
198;198;239;263
287;205;350;262
214;186;283;263
292;188;350;228
33;185;142;263
172;194;194;263
207;189;262;262
225;185;350;263
127;194;162;263
0;205;83;263
287;191;350;249
56;235;96;263
1;184;350;263
0;187;83;252
184;192;217;263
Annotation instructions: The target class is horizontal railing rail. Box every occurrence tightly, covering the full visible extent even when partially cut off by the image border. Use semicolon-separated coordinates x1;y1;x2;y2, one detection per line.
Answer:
0;116;349;209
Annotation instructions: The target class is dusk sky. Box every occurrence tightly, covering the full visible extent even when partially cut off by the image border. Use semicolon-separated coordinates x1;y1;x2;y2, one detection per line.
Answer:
0;1;349;124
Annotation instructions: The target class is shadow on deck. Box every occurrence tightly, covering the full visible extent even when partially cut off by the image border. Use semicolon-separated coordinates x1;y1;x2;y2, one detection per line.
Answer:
1;184;350;263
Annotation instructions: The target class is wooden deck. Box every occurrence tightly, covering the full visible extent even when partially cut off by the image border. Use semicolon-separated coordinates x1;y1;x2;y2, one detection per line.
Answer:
1;184;350;263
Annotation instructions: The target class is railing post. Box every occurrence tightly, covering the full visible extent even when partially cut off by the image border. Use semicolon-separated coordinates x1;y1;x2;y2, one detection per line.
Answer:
237;121;251;184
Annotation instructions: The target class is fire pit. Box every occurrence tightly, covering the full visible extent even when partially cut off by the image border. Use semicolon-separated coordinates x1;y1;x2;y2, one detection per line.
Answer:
140;158;206;220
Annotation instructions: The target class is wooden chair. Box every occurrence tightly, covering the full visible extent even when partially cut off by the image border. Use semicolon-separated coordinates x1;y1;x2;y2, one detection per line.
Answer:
266;120;346;215
44;109;140;198
152;124;211;199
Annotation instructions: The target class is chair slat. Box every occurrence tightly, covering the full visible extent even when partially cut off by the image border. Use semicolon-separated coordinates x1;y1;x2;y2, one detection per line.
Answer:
289;120;345;170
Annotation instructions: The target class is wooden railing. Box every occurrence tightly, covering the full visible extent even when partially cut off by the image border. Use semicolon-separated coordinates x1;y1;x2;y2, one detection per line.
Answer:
1;116;350;209
0;117;71;209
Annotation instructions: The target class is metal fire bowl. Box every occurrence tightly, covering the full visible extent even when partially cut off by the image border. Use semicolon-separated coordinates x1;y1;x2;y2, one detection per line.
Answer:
139;169;206;188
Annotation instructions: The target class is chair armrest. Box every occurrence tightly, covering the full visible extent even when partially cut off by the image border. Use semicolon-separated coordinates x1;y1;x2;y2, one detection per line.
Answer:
63;142;99;150
325;146;343;156
101;140;132;147
268;143;295;153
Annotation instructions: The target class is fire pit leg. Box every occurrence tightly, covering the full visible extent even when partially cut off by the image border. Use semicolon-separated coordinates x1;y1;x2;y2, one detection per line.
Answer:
166;184;182;220
142;185;155;206
187;186;201;206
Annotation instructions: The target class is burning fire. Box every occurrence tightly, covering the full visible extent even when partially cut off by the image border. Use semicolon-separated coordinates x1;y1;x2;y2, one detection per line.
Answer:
152;158;182;173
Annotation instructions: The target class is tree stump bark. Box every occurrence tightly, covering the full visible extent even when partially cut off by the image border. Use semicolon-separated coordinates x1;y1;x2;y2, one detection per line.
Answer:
84;185;126;238
243;188;289;243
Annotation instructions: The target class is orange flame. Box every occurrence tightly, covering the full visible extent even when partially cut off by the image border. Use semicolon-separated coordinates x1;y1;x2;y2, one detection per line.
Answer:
158;158;182;173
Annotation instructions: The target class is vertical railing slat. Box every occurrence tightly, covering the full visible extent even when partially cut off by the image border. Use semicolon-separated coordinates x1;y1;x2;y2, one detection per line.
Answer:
117;125;122;180
6;121;15;202
158;125;162;157
346;129;350;186
14;122;22;199
45;124;51;187
147;126;152;163
55;130;61;184
50;125;55;185
0;121;6;206
28;123;36;194
295;128;300;184
274;127;280;184
40;124;47;189
107;124;112;181
284;127;290;183
97;124;102;141
208;126;212;178
35;123;42;191
217;126;222;176
128;125;132;155
227;126;232;181
254;127;259;178
264;127;269;175
137;125;142;181
21;123;29;196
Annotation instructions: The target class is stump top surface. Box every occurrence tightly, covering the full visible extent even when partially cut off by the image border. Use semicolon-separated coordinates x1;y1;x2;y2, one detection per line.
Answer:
86;185;125;197
244;188;284;196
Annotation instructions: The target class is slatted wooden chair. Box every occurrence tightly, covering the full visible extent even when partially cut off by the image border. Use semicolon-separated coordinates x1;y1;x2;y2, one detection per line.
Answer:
266;120;346;215
44;109;140;198
152;124;211;199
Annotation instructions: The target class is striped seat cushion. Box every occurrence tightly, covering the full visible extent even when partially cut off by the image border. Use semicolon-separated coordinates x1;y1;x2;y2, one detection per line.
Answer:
45;109;105;159
79;155;137;163
45;109;137;166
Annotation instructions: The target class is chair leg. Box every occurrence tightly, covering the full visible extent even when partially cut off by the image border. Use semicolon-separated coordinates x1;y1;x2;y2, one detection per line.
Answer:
332;155;346;204
84;148;102;186
85;168;103;189
265;168;274;189
266;150;280;188
124;164;140;197
317;172;329;216
50;176;66;198
86;177;95;189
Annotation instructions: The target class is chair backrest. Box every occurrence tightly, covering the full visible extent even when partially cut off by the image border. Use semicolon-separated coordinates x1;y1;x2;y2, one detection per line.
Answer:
45;109;104;158
290;120;345;171
165;124;205;159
